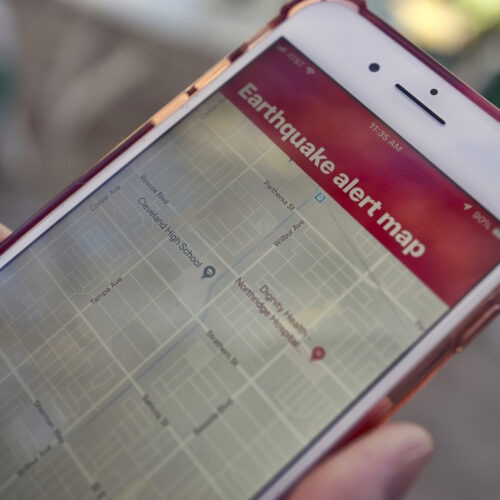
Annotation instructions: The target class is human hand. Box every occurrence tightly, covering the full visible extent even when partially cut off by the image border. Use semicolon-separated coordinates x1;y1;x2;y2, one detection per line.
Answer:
287;421;433;500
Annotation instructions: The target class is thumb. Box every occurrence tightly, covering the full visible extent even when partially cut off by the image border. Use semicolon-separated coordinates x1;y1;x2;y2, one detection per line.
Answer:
0;223;12;242
287;422;433;500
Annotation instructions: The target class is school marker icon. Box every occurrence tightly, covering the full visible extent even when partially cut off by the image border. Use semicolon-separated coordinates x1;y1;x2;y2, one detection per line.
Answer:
202;266;216;279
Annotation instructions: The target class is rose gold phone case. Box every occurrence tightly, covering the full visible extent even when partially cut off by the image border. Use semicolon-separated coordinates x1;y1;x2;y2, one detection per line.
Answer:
1;0;498;443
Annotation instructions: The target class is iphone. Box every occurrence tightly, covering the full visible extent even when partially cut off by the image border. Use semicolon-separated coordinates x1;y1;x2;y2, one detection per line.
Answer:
0;1;498;498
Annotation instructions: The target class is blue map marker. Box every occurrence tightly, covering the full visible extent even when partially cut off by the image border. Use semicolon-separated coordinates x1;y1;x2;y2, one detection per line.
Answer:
202;266;216;279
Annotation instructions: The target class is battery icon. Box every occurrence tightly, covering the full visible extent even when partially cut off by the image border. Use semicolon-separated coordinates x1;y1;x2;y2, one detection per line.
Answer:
493;228;500;240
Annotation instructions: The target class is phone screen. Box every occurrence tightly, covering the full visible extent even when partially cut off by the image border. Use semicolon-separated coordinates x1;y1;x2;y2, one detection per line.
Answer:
1;39;498;499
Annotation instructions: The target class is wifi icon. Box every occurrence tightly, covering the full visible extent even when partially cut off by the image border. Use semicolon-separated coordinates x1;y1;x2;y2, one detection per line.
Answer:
306;66;316;75
277;45;287;53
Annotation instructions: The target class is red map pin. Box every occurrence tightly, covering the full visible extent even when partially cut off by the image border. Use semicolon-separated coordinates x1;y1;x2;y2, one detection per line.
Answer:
311;346;326;361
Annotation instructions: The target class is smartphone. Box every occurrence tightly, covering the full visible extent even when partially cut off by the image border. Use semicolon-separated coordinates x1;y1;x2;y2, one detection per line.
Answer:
1;1;499;498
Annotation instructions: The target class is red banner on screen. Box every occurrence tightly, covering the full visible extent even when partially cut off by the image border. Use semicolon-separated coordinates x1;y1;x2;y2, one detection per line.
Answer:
222;39;498;306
